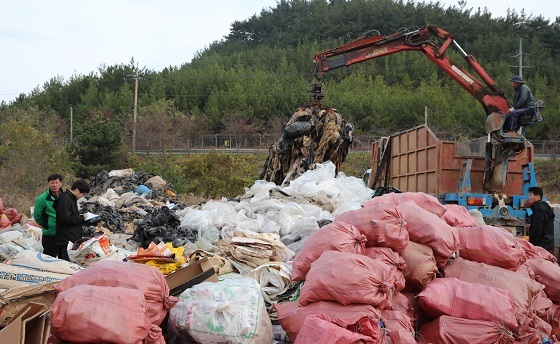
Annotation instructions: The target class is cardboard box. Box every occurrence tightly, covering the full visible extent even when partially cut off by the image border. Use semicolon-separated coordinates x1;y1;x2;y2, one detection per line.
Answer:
0;302;51;344
0;282;57;327
165;257;218;296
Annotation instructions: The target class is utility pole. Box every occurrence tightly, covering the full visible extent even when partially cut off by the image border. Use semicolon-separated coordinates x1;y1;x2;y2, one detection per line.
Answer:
510;38;532;77
518;38;523;78
128;64;140;153
70;106;73;144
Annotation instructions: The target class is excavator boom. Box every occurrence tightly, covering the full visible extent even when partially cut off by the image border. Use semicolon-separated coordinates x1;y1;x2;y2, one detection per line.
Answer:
308;25;528;194
310;25;511;116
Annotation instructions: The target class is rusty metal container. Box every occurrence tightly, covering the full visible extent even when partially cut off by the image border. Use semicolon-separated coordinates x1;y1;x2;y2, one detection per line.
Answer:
370;125;534;196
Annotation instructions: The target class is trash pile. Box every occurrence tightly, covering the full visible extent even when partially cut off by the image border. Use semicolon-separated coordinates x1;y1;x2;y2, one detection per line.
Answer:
1;161;560;343
260;105;354;186
83;169;180;236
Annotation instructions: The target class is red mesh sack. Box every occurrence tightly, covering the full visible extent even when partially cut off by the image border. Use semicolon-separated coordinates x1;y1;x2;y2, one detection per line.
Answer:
531;290;553;319
523;259;560;303
399;241;438;291
380;310;416;344
274;301;381;343
398;291;430;329
442;204;478;227
396;201;459;266
517;261;537;280
391;293;415;328
364;247;406;292
291;222;366;281
4;208;23;224
0;214;10;229
364;247;406;270
363;192;446;218
335;203;408;252
299;250;395;309
516;315;552;343
419;316;515;344
458;225;526;270
516;237;558;263
54;260;177;325
544;304;560;338
294;314;379;344
51;284;164;344
443;257;543;315
417;277;518;330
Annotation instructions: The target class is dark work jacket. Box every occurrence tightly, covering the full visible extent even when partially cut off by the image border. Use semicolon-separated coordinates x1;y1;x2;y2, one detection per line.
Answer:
513;83;535;109
529;200;555;249
54;190;84;246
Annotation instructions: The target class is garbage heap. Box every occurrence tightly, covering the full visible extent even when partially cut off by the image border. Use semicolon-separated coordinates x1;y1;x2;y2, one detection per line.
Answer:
82;169;182;237
260;105;354;186
1;161;560;344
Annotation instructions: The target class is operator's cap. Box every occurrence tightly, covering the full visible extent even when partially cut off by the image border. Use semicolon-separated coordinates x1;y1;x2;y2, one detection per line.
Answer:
510;75;524;83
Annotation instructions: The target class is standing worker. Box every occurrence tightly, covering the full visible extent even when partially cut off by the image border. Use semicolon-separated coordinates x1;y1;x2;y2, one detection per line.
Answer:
54;179;90;261
33;174;63;257
527;186;555;250
504;75;536;132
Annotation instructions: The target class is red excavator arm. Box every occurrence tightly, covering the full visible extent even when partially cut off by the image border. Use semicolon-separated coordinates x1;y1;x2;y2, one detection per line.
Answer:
309;25;512;116
308;25;527;194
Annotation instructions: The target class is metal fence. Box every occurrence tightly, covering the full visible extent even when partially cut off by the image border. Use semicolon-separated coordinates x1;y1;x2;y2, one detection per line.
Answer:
135;134;374;152
531;140;560;157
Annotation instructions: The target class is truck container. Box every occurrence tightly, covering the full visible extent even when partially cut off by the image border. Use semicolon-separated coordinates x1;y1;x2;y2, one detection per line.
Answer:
368;125;536;236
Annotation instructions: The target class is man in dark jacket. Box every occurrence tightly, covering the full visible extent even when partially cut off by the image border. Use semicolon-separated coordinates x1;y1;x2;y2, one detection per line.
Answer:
505;75;536;132
33;174;63;257
527;186;555;250
54;179;90;261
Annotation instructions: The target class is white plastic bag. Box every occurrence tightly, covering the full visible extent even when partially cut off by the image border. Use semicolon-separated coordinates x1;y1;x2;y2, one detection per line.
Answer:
68;235;119;266
281;161;372;211
246;262;293;303
169;278;273;344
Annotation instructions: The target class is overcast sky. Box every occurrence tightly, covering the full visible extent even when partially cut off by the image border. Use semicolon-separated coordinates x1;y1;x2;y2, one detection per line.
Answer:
1;0;558;104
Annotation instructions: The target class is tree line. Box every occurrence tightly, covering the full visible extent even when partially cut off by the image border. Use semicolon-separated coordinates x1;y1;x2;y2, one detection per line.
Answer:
1;0;559;182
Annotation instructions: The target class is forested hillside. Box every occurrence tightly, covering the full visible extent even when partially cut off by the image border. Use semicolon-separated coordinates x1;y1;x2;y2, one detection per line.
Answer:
1;0;559;187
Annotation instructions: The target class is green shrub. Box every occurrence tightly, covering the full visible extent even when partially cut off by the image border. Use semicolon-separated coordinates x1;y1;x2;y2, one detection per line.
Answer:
180;151;262;198
341;151;371;178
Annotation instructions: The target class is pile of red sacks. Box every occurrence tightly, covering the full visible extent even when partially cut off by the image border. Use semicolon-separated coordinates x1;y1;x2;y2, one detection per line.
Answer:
0;197;23;229
275;192;560;344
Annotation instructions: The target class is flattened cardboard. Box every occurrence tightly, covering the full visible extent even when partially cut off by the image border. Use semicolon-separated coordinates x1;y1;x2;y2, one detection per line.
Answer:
165;257;218;296
0;301;50;344
0;282;57;327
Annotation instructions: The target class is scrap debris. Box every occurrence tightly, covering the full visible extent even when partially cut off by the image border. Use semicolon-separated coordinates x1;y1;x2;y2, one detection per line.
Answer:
260;105;354;186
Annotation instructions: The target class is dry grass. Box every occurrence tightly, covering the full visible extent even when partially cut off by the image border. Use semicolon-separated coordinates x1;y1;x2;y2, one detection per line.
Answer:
534;159;560;203
0;191;36;217
180;193;211;206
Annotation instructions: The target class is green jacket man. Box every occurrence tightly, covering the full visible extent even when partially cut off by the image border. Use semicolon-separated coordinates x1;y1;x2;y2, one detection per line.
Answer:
33;174;63;257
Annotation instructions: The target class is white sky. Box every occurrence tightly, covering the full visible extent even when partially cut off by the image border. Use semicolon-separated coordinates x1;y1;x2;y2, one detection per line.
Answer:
1;0;558;104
